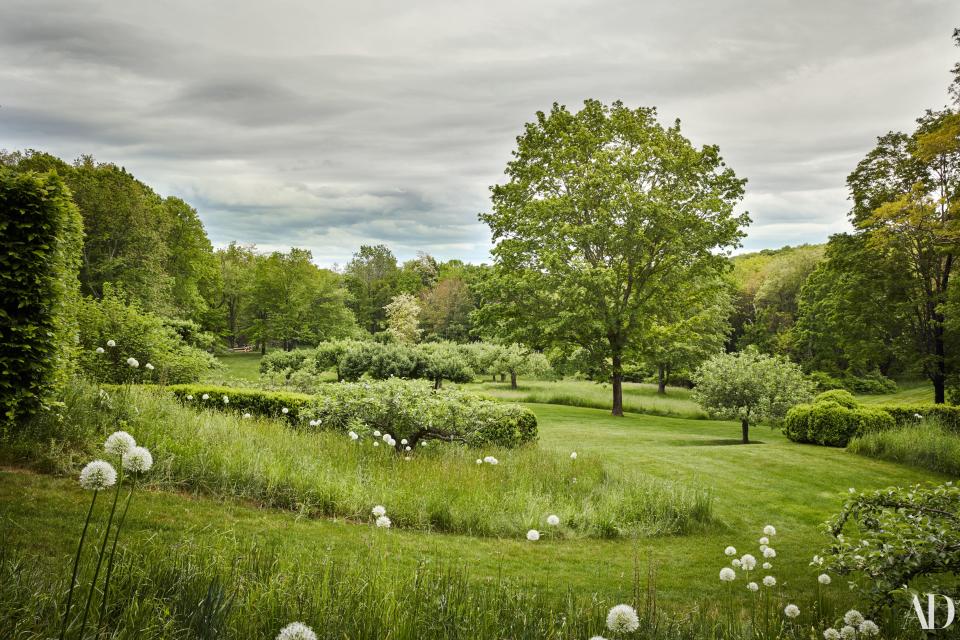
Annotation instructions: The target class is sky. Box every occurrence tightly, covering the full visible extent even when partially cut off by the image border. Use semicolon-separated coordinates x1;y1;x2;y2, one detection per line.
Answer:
2;1;958;267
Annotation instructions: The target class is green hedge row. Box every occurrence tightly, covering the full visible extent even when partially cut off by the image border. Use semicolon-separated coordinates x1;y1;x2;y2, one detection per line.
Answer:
783;401;894;447
873;404;960;433
0;169;83;431
167;379;538;449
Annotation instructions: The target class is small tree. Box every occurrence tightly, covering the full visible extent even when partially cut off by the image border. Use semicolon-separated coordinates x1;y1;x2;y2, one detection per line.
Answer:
384;293;421;343
494;343;551;389
692;348;813;443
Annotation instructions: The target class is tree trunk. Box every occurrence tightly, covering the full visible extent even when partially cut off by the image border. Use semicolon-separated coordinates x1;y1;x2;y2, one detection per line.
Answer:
612;352;624;417
934;316;946;404
741;418;749;444
657;365;666;394
260;342;266;355
434;378;442;390
510;371;517;389
492;373;497;382
500;373;505;382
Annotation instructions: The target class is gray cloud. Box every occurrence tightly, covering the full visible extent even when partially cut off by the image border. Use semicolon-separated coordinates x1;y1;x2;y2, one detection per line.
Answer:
1;0;958;266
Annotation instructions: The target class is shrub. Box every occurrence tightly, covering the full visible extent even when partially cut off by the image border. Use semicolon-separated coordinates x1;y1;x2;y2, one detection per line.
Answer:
76;287;217;384
366;343;419;379
848;419;960;475
259;348;315;376
783;401;894;447
813;389;857;409
169;384;311;422
873;403;960;432
0;169;83;431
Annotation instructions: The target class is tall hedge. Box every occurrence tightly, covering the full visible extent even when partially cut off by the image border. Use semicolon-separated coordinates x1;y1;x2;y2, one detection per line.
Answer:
0;169;83;431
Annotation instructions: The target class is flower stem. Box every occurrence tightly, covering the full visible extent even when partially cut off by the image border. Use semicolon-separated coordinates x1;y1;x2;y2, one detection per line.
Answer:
59;490;98;640
98;478;136;627
77;468;123;638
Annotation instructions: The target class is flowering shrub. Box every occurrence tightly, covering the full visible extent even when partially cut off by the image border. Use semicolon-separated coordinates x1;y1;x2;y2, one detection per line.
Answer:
820;483;960;610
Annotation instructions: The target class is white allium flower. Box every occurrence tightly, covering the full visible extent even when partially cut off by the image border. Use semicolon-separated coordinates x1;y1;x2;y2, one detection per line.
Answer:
281;407;289;414
848;487;856;493
818;573;831;585
374;430;381;437
386;438;396;447
372;505;387;517
724;546;737;556
840;626;856;640
186;394;194;400
79;460;117;490
763;525;776;536
107;340;116;347
759;544;768;553
570;451;578;459
606;604;639;633
222;395;228;403
858;620;879;637
404;456;411;461
763;547;777;559
913;413;923;419
404;446;411;451
476;459;482;464
145;363;154;371
823;629;840;640
420;441;427;447
763;576;776;587
589;637;607;640
202;394;210;400
784;604;800;619
349;431;359;440
375;515;391;528
843;610;864;627
95;347;105;354
400;439;408;445
758;536;769;545
243;413;252;419
382;434;392;443
104;431;136;456
740;554;756;571
308;420;317;427
126;357;139;368
719;567;736;582
122;446;153;473
526;529;540;541
547;514;560;526
373;441;380;447
732;559;742;568
483;456;498;465
276;621;317;640
746;582;759;592
762;562;772;570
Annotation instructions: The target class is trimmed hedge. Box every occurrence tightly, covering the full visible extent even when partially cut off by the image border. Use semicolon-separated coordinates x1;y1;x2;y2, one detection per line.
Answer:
873;404;960;433
784;401;894;447
167;379;538;449
0;169;83;430
813;389;858;409
168;384;311;422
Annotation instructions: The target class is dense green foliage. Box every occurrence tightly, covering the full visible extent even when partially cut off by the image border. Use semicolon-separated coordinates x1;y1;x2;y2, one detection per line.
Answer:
691;348;814;443
171;378;538;449
76;288;218;384
872;403;960;431
0;169;83;430
477;99;748;415
782;401;894;447
849;419;960;475
822;483;960;610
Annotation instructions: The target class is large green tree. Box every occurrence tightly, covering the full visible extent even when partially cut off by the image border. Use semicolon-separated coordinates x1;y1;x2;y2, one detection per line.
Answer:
478;100;748;415
344;244;399;334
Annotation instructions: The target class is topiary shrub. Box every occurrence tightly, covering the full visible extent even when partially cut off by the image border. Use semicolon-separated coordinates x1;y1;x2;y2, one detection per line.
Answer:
259;348;315;377
0;169;83;431
813;389;858;409
784;399;894;447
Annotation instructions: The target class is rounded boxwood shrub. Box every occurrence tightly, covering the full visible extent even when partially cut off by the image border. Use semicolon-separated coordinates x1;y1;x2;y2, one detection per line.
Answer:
813;389;858;409
784;399;894;447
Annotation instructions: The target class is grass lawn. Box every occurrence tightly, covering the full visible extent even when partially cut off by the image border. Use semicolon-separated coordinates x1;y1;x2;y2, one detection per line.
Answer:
1;401;941;609
856;380;934;405
208;352;262;383
464;379;704;418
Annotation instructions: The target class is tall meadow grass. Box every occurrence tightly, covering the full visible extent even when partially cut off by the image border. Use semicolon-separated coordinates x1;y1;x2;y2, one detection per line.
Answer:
847;419;960;476
14;380;714;539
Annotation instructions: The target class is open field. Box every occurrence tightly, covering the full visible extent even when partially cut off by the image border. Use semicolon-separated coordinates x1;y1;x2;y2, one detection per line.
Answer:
1;396;941;610
207;352;262;384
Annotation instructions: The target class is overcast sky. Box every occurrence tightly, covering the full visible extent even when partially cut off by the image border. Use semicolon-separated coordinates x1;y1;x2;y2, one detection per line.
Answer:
2;1;958;267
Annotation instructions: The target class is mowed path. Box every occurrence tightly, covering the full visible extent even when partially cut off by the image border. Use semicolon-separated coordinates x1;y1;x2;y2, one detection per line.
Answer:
0;402;943;607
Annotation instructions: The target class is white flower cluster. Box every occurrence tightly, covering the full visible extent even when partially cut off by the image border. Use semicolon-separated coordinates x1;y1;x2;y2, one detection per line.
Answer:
605;604;639;634
102;431;154;474
276;622;317;640
822;610;878;639
79;460;117;490
371;504;391;528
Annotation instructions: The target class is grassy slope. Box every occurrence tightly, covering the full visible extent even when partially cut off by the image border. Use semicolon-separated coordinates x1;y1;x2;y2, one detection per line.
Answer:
0;401;940;608
855;380;934;405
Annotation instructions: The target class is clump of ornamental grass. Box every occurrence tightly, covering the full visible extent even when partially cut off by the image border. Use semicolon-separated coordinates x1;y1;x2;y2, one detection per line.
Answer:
43;382;714;539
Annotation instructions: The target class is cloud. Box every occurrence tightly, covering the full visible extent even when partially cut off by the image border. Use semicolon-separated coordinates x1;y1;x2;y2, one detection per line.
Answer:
1;0;957;267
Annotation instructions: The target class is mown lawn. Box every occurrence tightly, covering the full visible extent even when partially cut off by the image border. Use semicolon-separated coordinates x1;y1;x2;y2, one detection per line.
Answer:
208;352;262;383
855;380;934;405
0;400;941;609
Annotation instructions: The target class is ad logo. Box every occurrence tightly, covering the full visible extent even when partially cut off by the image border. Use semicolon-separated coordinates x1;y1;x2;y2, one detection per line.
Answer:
913;594;956;631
